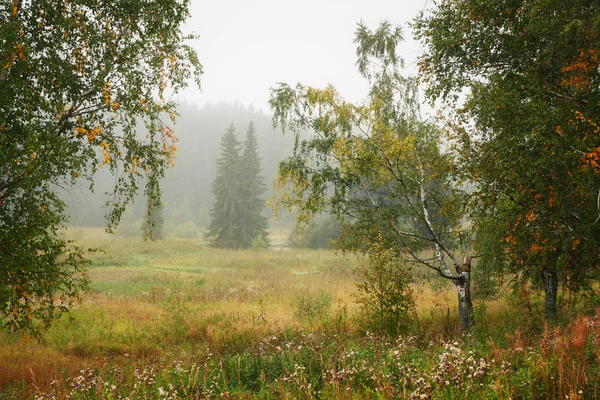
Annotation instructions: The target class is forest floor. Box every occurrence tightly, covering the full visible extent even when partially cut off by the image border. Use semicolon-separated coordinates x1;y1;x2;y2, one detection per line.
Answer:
1;228;599;399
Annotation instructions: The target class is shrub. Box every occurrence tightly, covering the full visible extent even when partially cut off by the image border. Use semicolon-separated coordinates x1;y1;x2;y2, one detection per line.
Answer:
354;247;415;336
287;216;341;249
250;234;269;249
293;288;333;321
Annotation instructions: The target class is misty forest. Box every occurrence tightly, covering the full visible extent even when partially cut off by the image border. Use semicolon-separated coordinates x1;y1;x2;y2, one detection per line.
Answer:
1;0;600;399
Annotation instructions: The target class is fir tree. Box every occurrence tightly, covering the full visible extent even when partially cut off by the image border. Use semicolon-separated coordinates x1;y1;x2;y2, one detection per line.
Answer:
239;122;270;247
206;124;244;248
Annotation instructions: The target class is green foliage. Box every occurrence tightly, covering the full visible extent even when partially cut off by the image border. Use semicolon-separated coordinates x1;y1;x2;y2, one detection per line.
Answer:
293;288;333;321
0;0;201;334
2;231;600;399
250;234;269;250
9;317;600;399
415;0;600;318
206;124;243;247
206;123;269;248
0;192;89;334
355;244;415;336
239;122;270;247
287;215;342;249
160;279;191;345
269;21;474;330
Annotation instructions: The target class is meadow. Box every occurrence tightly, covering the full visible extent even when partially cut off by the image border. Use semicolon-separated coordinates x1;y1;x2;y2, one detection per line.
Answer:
1;228;599;399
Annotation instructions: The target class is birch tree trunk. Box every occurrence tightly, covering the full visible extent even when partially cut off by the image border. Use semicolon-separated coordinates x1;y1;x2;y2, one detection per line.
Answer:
418;174;475;331
456;256;475;330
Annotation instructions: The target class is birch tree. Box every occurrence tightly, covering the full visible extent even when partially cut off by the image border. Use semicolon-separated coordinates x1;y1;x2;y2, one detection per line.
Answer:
269;22;475;330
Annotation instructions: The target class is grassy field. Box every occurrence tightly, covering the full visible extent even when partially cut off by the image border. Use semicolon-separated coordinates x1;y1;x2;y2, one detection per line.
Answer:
1;228;599;399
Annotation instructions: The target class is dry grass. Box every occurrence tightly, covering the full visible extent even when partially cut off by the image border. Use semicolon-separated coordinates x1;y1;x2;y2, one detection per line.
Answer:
0;227;503;398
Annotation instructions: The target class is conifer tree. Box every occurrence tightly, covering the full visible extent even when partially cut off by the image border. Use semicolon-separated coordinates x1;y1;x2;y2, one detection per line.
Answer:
239;122;270;247
206;124;244;248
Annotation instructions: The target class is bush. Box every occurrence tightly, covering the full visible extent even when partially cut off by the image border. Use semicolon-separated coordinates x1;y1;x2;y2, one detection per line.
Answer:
293;288;333;321
354;246;415;336
287;216;341;249
250;234;269;249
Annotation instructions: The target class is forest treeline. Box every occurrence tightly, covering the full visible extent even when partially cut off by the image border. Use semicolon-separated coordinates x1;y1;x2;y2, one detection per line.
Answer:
61;102;296;235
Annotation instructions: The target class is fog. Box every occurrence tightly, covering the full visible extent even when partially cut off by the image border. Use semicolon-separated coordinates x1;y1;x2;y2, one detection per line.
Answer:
63;0;431;237
63;103;295;235
182;0;429;111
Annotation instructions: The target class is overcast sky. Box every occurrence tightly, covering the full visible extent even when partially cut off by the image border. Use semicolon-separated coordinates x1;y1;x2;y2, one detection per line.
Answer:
181;0;431;113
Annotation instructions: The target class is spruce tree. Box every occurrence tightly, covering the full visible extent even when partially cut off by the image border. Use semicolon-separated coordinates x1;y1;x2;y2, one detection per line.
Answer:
239;122;270;247
206;124;244;248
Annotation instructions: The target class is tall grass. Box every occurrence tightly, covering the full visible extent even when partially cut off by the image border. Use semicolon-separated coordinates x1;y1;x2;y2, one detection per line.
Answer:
1;228;598;399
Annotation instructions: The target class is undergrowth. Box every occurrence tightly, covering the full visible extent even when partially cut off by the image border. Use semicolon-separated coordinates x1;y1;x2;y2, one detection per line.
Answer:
1;232;599;399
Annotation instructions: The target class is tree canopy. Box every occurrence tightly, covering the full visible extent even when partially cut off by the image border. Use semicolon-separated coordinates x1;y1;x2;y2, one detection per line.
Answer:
270;22;475;330
415;0;600;318
0;0;201;334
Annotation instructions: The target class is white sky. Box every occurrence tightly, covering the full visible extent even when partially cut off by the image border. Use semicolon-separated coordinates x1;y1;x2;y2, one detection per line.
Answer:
181;0;431;113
